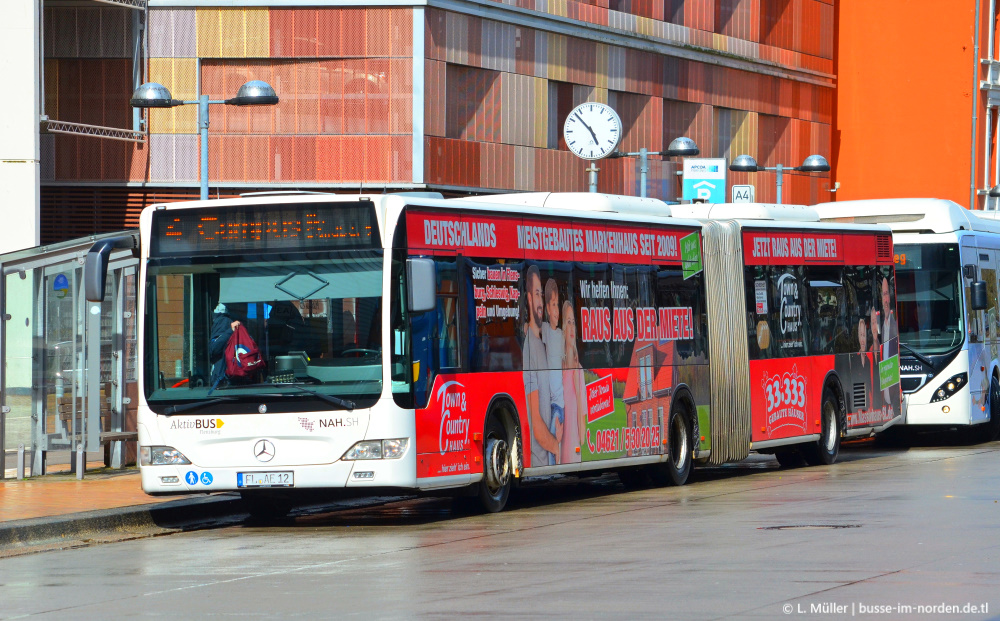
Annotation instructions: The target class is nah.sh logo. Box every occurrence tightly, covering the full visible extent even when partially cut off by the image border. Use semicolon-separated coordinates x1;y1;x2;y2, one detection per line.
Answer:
438;381;470;453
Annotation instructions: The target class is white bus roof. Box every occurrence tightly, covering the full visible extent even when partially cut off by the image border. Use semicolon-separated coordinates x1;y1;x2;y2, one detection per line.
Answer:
812;198;1000;235
457;192;672;218
670;203;820;222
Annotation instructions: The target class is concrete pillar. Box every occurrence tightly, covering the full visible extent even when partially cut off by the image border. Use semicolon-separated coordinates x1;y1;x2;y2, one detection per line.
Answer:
0;0;41;255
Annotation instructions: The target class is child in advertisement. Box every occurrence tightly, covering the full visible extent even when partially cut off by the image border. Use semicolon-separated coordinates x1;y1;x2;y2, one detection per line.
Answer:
542;278;566;465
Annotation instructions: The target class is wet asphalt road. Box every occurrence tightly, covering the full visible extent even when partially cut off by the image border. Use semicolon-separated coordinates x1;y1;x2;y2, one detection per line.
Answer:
2;441;999;620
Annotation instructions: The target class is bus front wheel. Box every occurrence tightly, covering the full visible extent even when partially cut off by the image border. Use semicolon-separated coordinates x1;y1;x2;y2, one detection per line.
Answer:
477;416;512;513
974;376;1000;443
802;388;841;466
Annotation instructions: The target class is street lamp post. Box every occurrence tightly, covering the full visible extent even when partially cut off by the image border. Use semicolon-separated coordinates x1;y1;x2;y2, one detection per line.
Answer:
729;154;830;205
130;80;279;200
607;137;700;198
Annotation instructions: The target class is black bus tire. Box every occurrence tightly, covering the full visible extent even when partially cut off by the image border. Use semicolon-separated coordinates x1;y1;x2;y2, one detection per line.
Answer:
618;467;651;490
648;399;693;486
985;377;1000;442
476;415;512;513
774;449;805;468
802;388;841;466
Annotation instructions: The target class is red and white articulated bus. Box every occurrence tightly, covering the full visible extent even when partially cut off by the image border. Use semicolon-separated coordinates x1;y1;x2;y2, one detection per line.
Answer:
84;192;901;515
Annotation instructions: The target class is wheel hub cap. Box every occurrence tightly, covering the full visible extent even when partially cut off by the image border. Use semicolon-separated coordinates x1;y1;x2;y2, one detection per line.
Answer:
484;437;510;493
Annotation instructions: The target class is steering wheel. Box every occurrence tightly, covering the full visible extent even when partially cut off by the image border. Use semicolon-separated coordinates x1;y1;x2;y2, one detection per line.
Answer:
342;348;380;358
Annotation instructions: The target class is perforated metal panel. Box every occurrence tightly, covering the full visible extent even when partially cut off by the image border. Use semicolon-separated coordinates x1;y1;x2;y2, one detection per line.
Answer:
702;221;752;464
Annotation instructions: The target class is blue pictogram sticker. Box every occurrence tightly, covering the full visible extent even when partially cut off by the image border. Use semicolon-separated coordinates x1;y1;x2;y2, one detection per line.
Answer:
185;471;198;486
200;471;213;485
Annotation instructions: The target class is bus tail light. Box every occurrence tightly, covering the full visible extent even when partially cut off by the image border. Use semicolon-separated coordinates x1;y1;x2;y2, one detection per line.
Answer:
140;446;191;466
930;373;967;403
342;438;409;460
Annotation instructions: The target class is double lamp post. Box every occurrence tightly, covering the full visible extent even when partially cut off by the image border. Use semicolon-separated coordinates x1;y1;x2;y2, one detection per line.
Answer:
130;80;279;200
729;153;830;204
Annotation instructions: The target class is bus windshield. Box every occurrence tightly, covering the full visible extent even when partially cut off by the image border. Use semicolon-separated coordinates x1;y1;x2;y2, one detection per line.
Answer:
144;249;384;412
894;243;964;355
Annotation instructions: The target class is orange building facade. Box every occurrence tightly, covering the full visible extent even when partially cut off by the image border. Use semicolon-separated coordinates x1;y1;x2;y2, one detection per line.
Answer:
41;1;834;243
834;0;1000;209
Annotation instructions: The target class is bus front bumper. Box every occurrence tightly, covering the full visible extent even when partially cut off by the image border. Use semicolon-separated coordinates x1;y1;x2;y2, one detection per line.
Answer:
139;454;418;494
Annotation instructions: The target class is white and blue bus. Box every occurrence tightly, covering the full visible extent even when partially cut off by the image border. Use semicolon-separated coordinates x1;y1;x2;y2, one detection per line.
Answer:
814;199;1000;442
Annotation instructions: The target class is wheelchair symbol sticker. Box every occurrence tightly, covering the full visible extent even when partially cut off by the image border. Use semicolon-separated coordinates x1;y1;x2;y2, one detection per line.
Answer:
185;471;198;486
200;472;213;485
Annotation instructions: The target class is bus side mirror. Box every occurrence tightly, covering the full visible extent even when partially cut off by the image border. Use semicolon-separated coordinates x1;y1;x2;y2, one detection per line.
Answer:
406;258;436;313
84;235;138;302
971;280;989;311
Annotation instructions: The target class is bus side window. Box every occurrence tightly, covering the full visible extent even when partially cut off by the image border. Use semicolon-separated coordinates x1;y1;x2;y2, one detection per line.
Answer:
805;267;846;356
770;265;809;358
745;265;774;360
434;257;461;370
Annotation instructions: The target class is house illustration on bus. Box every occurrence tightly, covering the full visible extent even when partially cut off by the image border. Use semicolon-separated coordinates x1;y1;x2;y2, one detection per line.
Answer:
622;340;677;458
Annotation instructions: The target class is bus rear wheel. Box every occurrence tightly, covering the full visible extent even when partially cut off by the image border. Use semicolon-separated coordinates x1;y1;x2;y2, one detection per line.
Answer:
476;416;512;513
774;449;805;468
648;399;693;486
802;388;841;466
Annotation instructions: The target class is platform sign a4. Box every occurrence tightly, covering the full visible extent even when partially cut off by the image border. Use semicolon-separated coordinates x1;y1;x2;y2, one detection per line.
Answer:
682;158;727;203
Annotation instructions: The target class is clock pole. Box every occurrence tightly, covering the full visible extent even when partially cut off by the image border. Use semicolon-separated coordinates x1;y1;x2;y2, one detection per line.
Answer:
586;163;600;193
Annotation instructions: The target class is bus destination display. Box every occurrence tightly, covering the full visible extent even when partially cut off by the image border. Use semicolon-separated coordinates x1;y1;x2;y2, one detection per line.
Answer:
150;202;377;256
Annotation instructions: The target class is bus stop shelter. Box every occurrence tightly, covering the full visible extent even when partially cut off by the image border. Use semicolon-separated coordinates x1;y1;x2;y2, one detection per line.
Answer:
0;232;139;478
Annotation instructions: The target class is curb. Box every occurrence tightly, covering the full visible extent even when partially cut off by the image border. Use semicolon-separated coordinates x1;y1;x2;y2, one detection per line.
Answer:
0;494;246;554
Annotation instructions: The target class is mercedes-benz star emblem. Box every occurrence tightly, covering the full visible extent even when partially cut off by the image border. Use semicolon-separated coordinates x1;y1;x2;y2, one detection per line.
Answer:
254;439;275;463
258;404;267;414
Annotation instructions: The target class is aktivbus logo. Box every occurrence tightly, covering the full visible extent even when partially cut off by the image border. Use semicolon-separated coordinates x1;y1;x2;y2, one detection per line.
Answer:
170;418;224;431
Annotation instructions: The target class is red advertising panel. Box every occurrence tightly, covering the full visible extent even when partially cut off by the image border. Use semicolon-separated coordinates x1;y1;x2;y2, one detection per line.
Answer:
749;356;828;442
408;208;710;478
407;211;522;258
586;374;615;423
842;233;878;265
743;230;846;265
406;210;692;265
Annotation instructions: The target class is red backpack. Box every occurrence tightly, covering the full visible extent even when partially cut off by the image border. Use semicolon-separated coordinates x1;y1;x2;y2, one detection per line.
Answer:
224;325;266;380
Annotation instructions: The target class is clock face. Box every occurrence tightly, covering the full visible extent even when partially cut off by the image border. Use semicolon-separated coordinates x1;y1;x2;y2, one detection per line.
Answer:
562;103;622;160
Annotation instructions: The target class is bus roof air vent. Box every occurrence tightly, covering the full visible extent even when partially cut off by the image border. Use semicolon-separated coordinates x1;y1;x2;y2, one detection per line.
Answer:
455;192;673;217
876;234;893;261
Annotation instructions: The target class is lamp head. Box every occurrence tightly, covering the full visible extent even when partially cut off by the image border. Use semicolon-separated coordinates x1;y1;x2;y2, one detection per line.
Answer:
664;137;699;157
729;154;759;172
130;82;178;108
800;154;831;173
989;185;1000;198
227;80;279;106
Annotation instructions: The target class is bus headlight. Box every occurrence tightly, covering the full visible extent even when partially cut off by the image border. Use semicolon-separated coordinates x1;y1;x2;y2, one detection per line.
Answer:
140;446;192;466
930;373;968;403
342;438;409;460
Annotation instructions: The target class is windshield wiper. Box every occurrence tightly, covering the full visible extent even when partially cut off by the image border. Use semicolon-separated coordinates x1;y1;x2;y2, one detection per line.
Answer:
163;397;237;416
899;342;936;370
262;384;356;411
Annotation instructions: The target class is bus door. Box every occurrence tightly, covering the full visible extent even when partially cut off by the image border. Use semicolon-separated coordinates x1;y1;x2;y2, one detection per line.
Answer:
961;237;988;421
977;244;999;422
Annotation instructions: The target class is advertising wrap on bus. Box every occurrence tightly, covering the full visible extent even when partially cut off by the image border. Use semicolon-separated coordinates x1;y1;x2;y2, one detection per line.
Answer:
406;210;710;476
743;230;901;441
